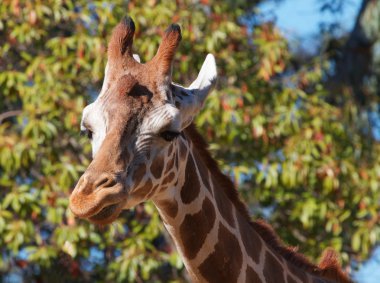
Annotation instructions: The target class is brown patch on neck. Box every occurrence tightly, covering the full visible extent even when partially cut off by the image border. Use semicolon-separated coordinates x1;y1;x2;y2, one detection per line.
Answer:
213;186;235;228
237;213;263;263
132;164;146;186
179;137;188;160
287;262;309;282
312;278;329;283
167;143;174;156
180;154;200;204
162;171;175;185
156;199;178;219
198;223;243;283
165;153;176;172
174;151;179;168
151;155;165;179
287;275;299;283
246;266;261;282
190;145;212;195
263;252;286;282
179;197;215;260
132;179;153;200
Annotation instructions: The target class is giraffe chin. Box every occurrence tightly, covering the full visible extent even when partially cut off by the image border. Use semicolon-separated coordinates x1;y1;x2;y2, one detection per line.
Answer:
88;203;123;225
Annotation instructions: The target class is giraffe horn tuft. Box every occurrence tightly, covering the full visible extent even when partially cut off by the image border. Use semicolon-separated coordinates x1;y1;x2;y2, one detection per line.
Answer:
108;16;136;63
150;23;182;79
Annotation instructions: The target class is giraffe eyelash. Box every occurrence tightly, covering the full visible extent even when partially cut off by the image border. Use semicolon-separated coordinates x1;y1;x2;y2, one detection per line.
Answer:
160;130;180;142
80;128;93;140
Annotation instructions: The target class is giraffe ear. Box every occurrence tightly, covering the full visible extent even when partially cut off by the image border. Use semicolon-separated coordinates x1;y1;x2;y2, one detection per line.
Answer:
188;54;217;97
172;54;217;129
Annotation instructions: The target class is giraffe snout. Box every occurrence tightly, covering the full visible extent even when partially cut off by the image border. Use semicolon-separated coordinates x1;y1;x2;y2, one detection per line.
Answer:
75;173;117;195
69;172;126;219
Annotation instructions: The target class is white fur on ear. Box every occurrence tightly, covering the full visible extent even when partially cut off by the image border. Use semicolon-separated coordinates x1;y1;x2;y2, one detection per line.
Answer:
189;53;217;100
171;54;217;129
98;62;110;98
133;53;141;63
184;53;217;107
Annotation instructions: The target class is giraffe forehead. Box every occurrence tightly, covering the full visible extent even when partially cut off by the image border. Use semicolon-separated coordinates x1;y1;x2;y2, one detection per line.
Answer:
96;72;176;124
103;62;172;101
92;80;152;126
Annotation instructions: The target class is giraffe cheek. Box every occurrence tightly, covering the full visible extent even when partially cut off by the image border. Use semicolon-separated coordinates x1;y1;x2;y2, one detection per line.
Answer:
132;163;147;186
123;179;157;209
150;155;165;179
121;163;157;208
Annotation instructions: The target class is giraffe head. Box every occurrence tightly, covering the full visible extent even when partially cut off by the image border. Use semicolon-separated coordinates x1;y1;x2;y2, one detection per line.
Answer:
69;17;217;224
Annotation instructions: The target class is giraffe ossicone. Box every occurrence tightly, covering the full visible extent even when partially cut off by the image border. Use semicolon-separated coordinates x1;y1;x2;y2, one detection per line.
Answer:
69;16;352;283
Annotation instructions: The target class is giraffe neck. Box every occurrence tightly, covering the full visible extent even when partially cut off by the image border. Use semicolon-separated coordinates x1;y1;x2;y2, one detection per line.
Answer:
153;147;254;282
152;125;347;283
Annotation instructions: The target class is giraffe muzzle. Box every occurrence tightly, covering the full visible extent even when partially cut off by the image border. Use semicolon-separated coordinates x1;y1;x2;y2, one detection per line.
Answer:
69;172;127;223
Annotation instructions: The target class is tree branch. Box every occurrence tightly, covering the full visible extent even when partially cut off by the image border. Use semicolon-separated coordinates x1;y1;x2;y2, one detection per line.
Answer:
0;110;22;124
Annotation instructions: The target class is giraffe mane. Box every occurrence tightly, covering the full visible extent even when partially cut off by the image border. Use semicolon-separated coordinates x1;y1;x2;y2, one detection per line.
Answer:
184;123;352;283
251;221;352;283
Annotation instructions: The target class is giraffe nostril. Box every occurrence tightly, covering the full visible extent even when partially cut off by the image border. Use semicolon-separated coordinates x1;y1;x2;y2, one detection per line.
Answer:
94;175;117;189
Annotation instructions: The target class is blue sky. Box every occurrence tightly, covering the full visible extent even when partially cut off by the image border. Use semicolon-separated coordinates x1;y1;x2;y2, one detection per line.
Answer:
258;0;362;51
353;247;380;283
259;0;361;36
257;1;380;282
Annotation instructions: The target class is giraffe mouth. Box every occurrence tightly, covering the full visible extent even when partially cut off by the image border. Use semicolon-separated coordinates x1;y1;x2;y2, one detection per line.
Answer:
88;202;124;225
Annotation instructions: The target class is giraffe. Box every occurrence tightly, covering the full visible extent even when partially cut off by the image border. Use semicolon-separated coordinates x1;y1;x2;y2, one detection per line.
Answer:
69;17;352;283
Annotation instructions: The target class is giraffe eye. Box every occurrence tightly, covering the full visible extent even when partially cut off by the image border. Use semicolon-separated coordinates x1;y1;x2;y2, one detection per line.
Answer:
86;129;93;140
160;130;180;142
81;128;93;140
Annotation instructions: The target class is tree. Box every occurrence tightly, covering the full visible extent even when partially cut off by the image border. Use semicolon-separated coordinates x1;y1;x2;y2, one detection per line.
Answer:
0;0;378;282
332;0;380;105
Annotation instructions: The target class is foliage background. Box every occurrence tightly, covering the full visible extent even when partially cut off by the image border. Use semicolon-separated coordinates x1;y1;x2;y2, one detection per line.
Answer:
0;0;379;282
